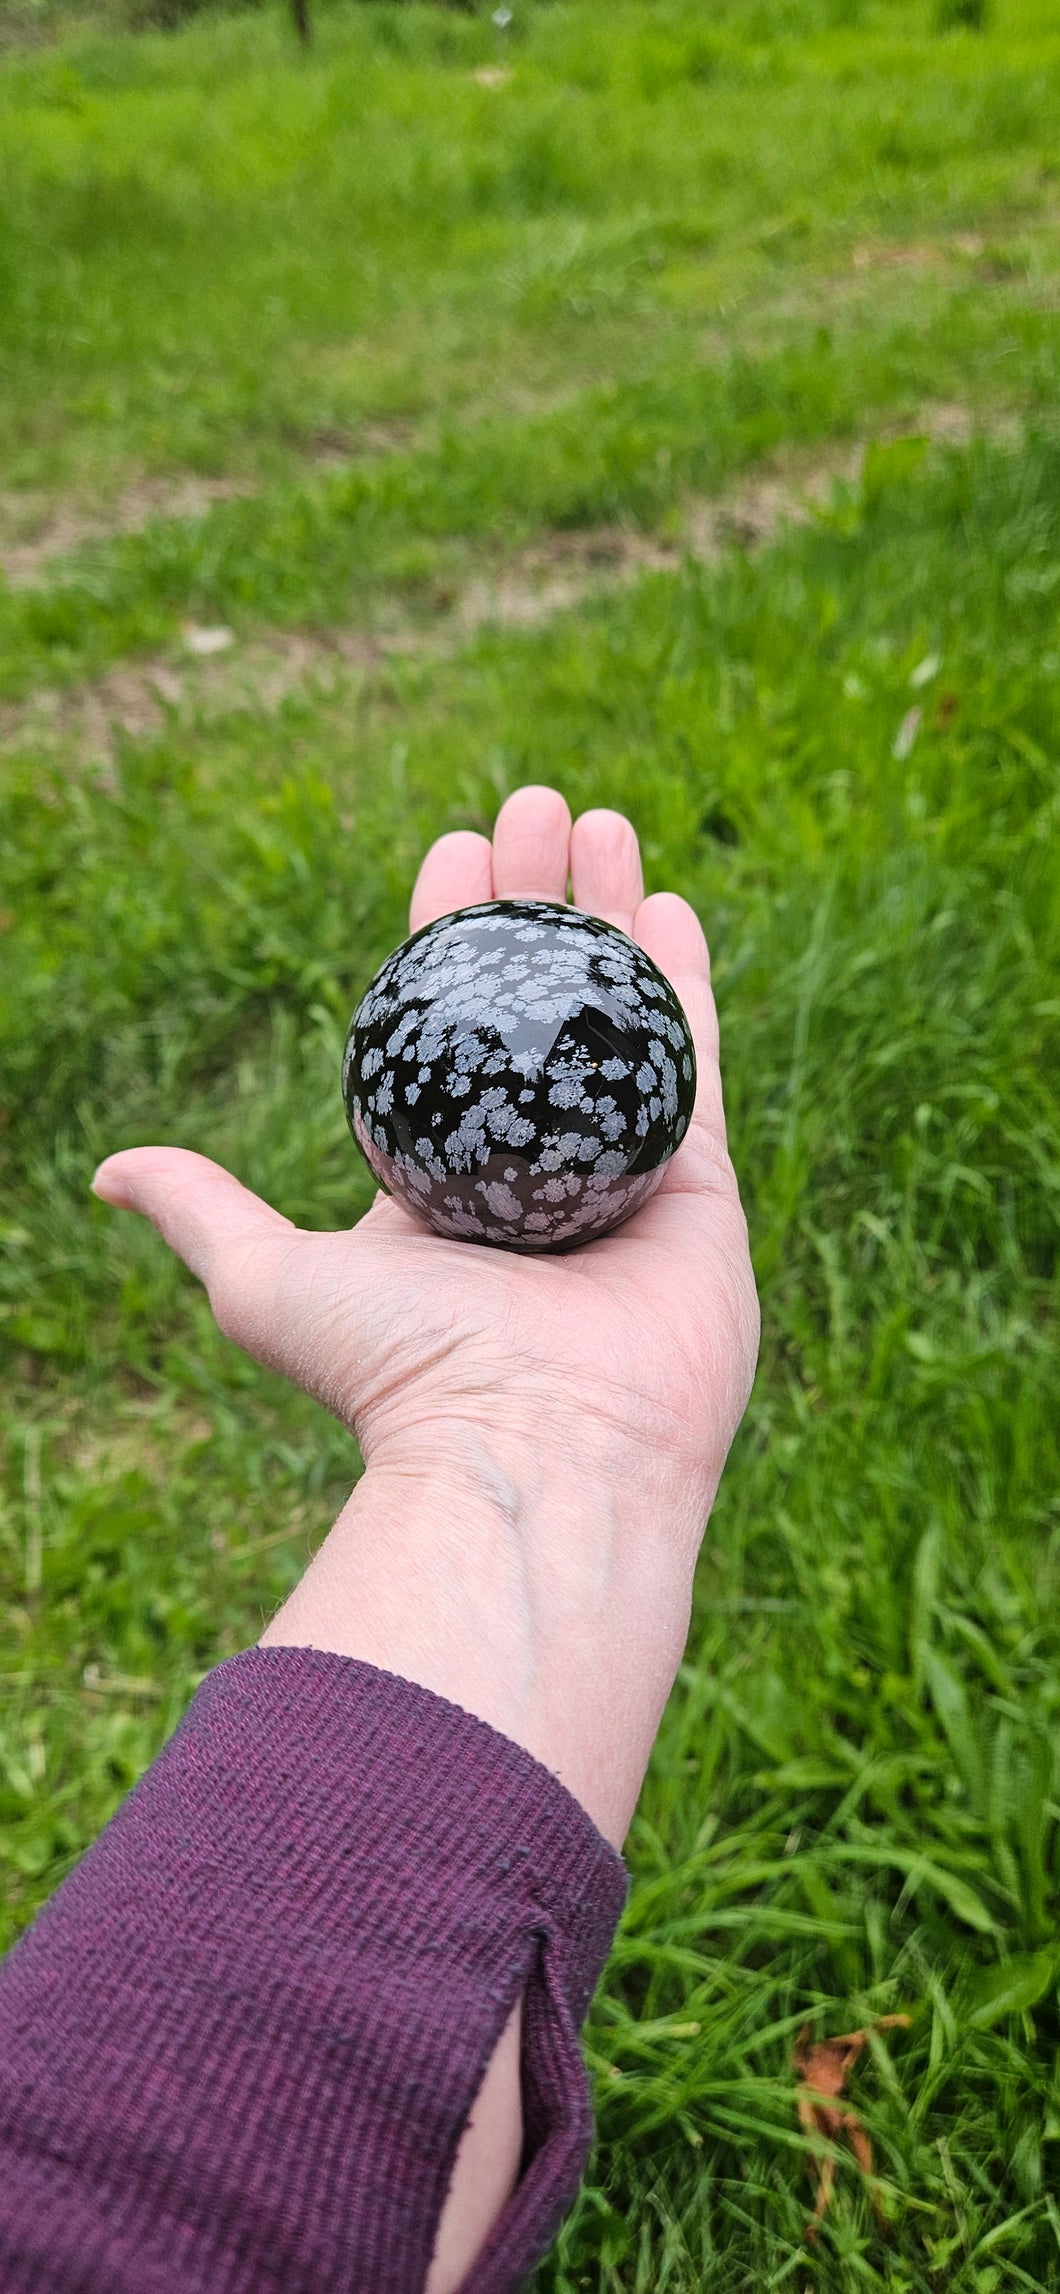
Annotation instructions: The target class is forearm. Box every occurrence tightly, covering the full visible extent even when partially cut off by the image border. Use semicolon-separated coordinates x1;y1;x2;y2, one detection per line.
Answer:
258;1444;701;2294
261;1435;703;1851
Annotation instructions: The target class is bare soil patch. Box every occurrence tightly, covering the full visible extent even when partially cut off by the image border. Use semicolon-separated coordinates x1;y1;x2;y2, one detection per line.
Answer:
0;475;259;589
0;414;1017;773
0;421;428;590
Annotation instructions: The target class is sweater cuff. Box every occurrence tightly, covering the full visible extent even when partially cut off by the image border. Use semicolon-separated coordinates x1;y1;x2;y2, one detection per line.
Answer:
0;1645;628;2294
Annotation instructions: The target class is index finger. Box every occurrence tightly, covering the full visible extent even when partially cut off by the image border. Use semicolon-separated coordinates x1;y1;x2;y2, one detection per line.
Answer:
409;830;493;933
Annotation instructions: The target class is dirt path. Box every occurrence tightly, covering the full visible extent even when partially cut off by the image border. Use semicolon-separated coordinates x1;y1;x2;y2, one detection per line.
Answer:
0;407;998;771
0;425;413;586
0;476;259;590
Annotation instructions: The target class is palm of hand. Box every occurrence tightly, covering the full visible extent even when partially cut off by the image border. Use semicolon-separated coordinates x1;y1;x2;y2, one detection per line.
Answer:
95;788;758;1550
285;1130;753;1517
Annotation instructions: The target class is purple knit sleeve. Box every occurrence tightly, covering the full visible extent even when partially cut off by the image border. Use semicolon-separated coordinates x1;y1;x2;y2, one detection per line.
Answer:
0;1646;627;2293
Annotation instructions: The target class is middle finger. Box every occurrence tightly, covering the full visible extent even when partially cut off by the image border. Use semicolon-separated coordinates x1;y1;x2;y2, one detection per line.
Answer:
490;784;572;904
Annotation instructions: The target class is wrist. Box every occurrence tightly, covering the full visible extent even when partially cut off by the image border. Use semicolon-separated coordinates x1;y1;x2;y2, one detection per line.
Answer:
259;1428;705;1848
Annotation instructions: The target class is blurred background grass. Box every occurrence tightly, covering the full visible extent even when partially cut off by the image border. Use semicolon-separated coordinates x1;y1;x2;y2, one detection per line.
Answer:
1;0;1059;2286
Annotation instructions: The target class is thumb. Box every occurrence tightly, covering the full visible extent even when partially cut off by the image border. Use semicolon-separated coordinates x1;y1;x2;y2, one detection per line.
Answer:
92;1146;298;1351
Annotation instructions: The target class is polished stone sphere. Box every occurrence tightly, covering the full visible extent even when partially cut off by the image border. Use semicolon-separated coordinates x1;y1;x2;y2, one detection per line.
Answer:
343;899;697;1252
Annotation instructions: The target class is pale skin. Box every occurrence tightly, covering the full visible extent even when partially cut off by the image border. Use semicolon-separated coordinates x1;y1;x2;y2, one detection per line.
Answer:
92;785;760;2294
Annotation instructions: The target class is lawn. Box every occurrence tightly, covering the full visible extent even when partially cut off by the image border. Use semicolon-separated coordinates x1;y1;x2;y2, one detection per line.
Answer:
1;0;1060;2286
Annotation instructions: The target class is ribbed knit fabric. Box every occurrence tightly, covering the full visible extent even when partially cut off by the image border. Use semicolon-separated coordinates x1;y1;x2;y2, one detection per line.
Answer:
0;1647;627;2293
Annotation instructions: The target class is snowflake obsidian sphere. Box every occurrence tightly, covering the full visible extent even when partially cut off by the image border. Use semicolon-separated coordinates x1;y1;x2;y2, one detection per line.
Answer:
342;899;697;1252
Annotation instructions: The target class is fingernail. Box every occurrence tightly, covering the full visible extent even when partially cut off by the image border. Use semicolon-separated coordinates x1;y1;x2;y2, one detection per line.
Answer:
91;1163;127;1206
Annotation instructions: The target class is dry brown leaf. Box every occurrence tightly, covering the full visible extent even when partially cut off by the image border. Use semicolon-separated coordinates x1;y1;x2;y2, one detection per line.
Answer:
793;2015;911;2242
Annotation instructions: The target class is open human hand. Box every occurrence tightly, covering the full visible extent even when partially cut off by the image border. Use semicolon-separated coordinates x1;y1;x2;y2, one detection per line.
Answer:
94;785;758;1846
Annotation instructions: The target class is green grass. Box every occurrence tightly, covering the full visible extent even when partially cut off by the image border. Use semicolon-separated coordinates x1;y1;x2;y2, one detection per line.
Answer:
2;0;1060;2286
2;0;1060;505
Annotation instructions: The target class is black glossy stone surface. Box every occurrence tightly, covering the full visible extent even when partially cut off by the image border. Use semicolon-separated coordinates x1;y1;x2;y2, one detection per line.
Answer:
342;900;696;1252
